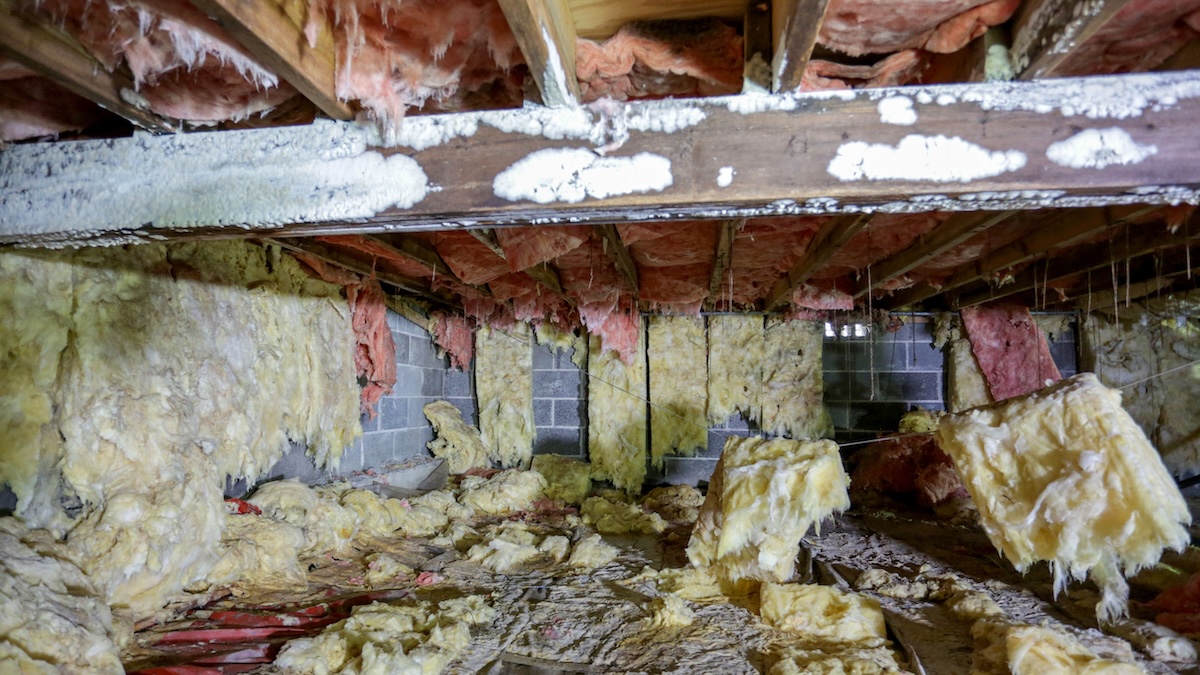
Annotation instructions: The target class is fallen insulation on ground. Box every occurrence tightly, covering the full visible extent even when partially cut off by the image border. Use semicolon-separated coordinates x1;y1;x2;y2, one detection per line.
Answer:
103;458;1198;675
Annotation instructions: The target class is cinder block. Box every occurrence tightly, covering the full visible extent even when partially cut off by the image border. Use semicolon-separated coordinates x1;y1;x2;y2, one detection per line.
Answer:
534;398;553;426
699;431;729;458
660;457;718;487
445;398;477;425
825;403;851;431
532;344;556;370
908;340;945;371
534;426;583;456
335;439;365;474
411;337;446;369
265;443;323;483
393;366;423;396
379;398;407;431
823;370;851;402
223;476;250;499
444;369;473;397
533;370;582;399
853;372;942;403
361;432;395;470
553;399;582;427
847;401;908;433
422;369;445;398
360;409;379;433
395;428;432;462
393;334;410;365
385;309;406;332
556;347;579;369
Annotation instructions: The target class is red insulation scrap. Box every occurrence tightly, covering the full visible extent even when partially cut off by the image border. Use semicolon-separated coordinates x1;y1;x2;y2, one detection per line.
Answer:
495;226;590;272
960;302;1061;401
554;232;639;362
1050;0;1200;76
33;0;296;122
575;19;743;102
820;0;1020;56
309;0;525;128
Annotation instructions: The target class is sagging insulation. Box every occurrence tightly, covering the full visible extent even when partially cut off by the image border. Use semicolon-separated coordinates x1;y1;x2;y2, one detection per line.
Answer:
687;437;850;582
761;319;834;439
588;322;649;493
475;324;535;468
648;316;708;468
0;242;360;616
936;373;1191;621
424;400;490;474
706;315;765;425
1082;308;1200;475
937;313;995;413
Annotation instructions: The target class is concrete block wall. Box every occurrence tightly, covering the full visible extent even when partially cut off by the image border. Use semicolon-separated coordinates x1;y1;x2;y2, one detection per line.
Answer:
531;342;588;457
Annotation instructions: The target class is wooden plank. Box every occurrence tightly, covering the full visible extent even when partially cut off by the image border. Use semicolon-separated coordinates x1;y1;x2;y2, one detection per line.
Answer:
765;213;870;310
188;0;352;121
266;237;461;308
0;2;174;132
772;0;833;92
497;0;581;107
953;222;1200;308
852;211;1017;299
6;71;1200;246
706;219;739;310
1011;0;1136;79
880;205;1160;308
597;224;639;295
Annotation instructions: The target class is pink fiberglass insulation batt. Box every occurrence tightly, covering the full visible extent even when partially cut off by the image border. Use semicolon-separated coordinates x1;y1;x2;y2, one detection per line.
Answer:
1051;0;1200;76
820;0;1020;56
802;51;927;91
0;61;112;140
553;233;639;363
430;312;473;370
960;302;1061;401
815;213;950;281
725;217;824;308
575;19;744;102
495;226;591;273
617;222;717;314
33;0;296;122
310;0;525;128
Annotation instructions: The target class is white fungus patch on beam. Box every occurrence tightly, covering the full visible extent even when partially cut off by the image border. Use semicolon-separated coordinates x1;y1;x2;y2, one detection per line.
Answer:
493;149;673;204
877;96;917;125
827;135;1027;183
1046;128;1157;169
0;120;429;240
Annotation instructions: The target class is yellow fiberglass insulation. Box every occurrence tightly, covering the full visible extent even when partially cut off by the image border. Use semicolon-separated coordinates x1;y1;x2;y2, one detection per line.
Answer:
531;454;592;504
706;315;765;425
203;512;308;593
588;323;648;493
687;437;850;583
535;320;588;368
943;314;994;413
761;319;833;439
0;519;126;674
936;373;1190;622
423;400;490;474
274;597;496;674
475;323;536;468
458;469;546;514
971;619;1145;675
648;315;708;468
248;479;361;556
759;583;887;643
0;241;361;616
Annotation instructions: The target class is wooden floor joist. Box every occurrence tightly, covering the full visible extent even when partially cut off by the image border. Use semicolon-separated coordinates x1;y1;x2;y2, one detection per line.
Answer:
597;224;639;296
497;0;581;107
467;228;567;296
771;0;833;92
1011;0;1136;79
4;71;1200;247
766;213;870;310
706;219;739;310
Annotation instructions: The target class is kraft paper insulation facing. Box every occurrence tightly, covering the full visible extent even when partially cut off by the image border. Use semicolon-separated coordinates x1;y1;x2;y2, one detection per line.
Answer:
587;322;649;493
936;373;1191;622
934;312;994;412
761;319;834;440
648;316;708;468
1082;307;1200;476
706;315;766;425
0;242;360;617
424;400;490;474
475;324;535;468
961;302;1062;401
687;437;850;583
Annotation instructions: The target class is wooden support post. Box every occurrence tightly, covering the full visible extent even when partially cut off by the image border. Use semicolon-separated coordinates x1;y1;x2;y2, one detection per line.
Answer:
765;213;870;310
0;1;175;132
853;211;1016;299
772;0;832;92
188;0;352;120
497;0;581;106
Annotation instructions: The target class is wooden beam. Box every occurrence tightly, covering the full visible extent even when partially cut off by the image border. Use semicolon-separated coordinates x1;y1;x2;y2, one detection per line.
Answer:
6;71;1200;246
881;205;1160;308
0;1;174;132
706;219;739;310
765;213;870;310
266;237;460;309
188;0;352;120
772;0;833;92
1060;263;1193;310
496;0;580;107
597;224;639;295
1011;0;1136;79
953;222;1200;308
852;211;1017;299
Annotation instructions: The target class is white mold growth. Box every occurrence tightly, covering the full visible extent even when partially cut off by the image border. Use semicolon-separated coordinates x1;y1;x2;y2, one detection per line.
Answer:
1045;128;1157;169
878;96;917;125
627;106;707;134
0;120;429;238
493;148;673;204
540;26;575;108
483;104;601;144
828;135;1027;183
391;115;481;150
717;167;735;188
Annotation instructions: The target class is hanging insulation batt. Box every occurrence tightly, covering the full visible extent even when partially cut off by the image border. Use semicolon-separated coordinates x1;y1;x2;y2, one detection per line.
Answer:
936;313;994;412
0;242;360;616
687;437;850;582
475;324;535;468
706;315;765;424
588;323;648;493
648;316;708;468
761;319;833;439
936;373;1190;622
